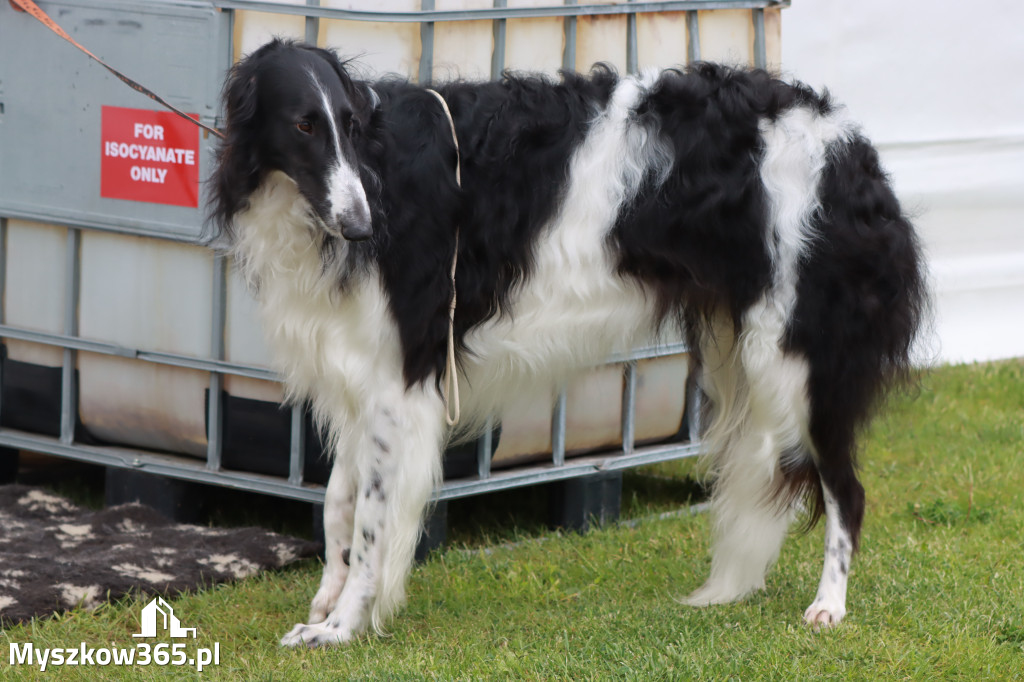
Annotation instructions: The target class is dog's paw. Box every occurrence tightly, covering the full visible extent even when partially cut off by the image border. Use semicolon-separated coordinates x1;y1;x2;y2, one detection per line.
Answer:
280;622;354;648
803;601;846;629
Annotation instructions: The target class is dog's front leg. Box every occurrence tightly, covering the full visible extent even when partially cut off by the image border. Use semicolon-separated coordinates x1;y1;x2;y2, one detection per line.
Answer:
307;449;358;624
281;388;445;647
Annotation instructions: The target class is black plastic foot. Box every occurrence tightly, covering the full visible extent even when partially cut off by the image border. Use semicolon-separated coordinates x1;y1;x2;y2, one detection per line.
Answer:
104;468;209;524
0;447;18;484
548;470;623;532
415;500;448;563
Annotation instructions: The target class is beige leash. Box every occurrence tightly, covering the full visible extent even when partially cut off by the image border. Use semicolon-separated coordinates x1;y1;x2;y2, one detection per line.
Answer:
425;89;462;427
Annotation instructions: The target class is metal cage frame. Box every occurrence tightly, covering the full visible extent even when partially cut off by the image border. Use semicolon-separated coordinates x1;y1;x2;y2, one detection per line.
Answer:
0;0;787;505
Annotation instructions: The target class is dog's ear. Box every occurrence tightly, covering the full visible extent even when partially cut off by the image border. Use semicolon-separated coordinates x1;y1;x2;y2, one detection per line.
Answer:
223;42;277;132
209;42;278;240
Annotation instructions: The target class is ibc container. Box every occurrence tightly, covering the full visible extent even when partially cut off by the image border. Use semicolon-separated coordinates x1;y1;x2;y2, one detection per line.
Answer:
0;0;783;512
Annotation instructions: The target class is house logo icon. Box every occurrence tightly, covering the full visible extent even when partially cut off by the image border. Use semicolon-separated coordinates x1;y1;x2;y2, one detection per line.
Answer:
132;597;197;639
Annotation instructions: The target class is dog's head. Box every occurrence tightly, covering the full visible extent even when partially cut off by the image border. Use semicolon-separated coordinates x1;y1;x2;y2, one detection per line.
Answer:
211;39;379;242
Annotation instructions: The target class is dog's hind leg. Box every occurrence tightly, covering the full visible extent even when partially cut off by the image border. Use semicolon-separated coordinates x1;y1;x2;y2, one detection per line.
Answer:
683;307;811;606
787;133;925;628
281;385;445;647
803;481;857;627
795;380;864;628
798;348;867;629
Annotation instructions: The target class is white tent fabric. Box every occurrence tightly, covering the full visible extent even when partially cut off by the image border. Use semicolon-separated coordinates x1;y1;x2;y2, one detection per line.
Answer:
782;0;1024;363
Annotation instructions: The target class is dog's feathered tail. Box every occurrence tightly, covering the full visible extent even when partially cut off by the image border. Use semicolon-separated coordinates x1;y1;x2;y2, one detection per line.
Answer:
781;132;928;543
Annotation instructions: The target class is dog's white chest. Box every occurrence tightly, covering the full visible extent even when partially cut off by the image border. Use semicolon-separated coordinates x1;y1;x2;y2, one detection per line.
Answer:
234;173;403;410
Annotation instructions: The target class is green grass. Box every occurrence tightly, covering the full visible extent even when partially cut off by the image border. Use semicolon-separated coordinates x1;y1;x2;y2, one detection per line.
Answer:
3;360;1023;679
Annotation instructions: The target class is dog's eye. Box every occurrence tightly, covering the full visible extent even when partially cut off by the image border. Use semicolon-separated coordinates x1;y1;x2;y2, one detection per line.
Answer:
296;120;313;135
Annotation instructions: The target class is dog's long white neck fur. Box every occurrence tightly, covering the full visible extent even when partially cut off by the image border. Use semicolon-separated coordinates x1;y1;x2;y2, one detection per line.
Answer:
232;171;400;430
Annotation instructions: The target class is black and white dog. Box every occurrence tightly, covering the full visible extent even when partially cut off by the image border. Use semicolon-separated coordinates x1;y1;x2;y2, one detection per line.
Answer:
210;39;925;646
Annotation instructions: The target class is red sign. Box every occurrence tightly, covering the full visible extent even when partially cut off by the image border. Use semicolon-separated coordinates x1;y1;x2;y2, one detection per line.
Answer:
101;106;200;208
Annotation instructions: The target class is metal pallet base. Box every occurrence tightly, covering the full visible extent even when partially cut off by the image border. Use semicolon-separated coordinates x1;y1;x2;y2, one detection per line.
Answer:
0;426;701;505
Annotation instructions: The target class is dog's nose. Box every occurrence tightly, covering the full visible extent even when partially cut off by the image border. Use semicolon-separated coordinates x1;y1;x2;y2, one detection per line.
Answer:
341;218;372;241
337;204;372;241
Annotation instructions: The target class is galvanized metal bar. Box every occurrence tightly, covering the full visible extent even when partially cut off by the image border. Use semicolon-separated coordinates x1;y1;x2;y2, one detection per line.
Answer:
551;388;567;467
563;0;577;72
621;361;638;454
491;0;507;79
686;9;701;63
62;230;81;343
419;0;435;85
207;254;226;358
477;415;494;479
213;0;790;23
0;428;327;503
0;208;208;246
626;0;638;75
209;255;228;361
0;326;135;357
0;420;701;505
0;218;6;326
597;440;702;471
437;441;702;500
60;228;81;444
206;253;227;471
289;404;306;485
0;321;686;383
135;351;277;381
0;325;278;380
444;460;600;501
605;340;689;363
752;7;767;69
305;0;320;44
0;218;6;423
219;4;236;136
687;370;704;441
